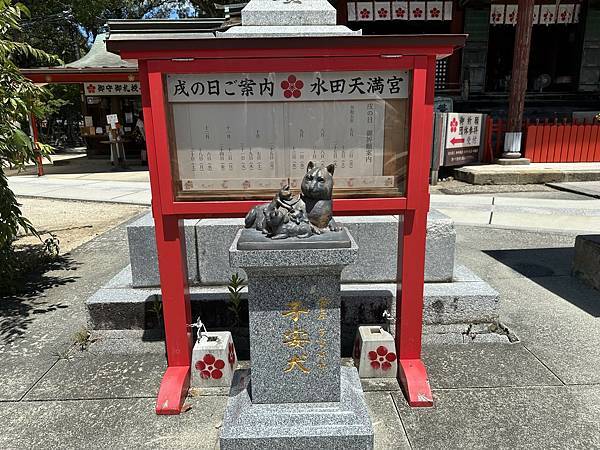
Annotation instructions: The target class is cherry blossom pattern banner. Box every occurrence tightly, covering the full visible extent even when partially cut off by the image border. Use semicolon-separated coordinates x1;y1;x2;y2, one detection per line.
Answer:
348;1;453;21
167;71;409;103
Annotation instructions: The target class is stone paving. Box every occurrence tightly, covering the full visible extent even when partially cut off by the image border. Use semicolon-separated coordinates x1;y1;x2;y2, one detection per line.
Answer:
9;172;600;234
1;207;599;449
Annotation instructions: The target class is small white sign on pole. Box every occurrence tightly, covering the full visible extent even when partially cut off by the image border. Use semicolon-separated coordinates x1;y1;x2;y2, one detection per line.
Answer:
106;114;119;130
445;113;482;149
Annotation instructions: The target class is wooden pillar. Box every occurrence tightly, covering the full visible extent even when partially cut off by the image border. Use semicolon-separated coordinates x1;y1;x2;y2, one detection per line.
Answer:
29;114;44;177
337;0;348;24
503;0;535;159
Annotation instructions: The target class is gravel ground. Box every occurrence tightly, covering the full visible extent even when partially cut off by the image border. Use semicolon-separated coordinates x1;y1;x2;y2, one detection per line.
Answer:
15;197;148;253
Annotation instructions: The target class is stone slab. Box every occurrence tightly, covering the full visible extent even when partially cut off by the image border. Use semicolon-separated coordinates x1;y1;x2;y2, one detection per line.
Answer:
197;218;245;285
220;367;374;449
363;392;410;450
488;275;600;385
393;386;600;449
423;209;456;282
572;234;600;291
423;280;499;325
127;213;198;288
23;353;165;401
0;397;226;449
422;343;561;389
548;181;600;199
496;157;531;165
0;354;58;401
230;229;359;270
220;25;361;38
130;210;456;286
237;227;351;250
240;0;337;26
87;265;500;337
454;162;600;185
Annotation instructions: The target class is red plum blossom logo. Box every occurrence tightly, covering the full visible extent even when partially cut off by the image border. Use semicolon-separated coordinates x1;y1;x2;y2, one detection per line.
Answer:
359;8;370;19
86;84;96;94
429;7;440;18
368;346;397;371
281;75;304;99
450;117;458;132
395;7;406;18
195;353;225;379
413;7;423;18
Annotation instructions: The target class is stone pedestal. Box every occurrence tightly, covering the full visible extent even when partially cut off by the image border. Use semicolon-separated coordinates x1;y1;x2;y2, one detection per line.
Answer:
220;228;373;449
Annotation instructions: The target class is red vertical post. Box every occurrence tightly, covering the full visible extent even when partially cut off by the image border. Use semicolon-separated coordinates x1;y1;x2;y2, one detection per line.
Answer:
395;56;435;407
140;62;193;415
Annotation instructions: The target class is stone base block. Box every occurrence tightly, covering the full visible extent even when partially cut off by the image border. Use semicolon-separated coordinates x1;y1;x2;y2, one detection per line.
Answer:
219;367;373;450
572;234;600;291
495;157;531;166
86;265;500;353
127;214;198;288
127;210;456;287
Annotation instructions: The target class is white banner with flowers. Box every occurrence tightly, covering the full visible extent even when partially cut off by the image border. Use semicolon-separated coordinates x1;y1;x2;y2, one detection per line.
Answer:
348;1;453;21
489;3;580;25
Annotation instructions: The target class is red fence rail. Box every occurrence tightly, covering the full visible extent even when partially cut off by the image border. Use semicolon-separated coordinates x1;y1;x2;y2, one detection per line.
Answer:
484;117;600;163
524;123;600;162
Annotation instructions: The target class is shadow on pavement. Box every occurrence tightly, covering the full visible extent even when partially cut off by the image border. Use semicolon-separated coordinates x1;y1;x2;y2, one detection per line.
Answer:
0;247;79;345
484;247;600;317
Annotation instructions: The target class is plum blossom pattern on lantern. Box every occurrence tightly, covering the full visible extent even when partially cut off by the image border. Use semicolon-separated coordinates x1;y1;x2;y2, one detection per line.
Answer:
195;353;225;379
377;7;388;18
429;7;440;18
368;346;397;371
412;7;423;18
360;8;371;19
280;75;304;99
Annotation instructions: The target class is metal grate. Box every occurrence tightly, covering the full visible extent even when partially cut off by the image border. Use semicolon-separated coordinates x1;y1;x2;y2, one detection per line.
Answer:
435;58;448;89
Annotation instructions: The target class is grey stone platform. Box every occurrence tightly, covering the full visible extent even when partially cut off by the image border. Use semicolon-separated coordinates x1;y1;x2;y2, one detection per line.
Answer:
572;234;600;291
127;210;456;287
86;264;501;348
220;367;373;450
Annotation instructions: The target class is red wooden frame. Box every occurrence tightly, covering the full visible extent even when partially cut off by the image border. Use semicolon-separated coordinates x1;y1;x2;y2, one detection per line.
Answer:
130;39;458;414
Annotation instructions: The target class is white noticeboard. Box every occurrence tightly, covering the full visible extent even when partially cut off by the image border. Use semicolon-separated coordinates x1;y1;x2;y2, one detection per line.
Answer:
445;113;482;149
106;114;119;130
84;116;94;128
168;70;408;192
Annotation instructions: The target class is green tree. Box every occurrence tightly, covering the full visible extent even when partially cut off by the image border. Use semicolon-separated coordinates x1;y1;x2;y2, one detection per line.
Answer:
0;0;60;256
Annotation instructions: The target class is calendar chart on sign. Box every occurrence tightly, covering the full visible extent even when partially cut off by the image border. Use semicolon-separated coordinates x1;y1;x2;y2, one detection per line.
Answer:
167;70;410;194
286;100;385;182
172;102;288;191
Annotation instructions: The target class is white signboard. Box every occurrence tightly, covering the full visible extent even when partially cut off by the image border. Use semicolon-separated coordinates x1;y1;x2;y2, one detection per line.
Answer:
84;116;94;128
445;113;482;149
172;100;389;192
84;82;140;96
167;71;409;103
106;114;119;129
